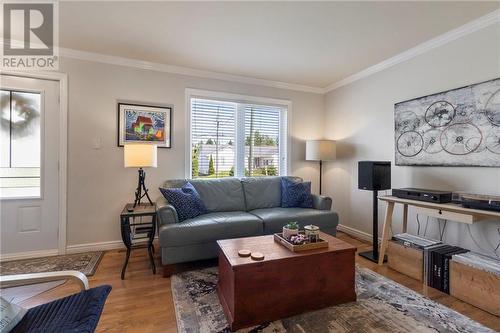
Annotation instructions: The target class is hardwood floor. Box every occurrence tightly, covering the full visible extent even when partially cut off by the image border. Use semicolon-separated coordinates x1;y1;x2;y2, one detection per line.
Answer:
19;232;500;332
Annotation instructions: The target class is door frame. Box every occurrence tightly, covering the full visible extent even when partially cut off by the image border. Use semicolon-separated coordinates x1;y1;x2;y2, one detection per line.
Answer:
1;70;68;255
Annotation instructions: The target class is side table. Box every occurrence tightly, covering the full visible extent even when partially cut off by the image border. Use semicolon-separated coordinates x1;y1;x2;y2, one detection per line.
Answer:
120;203;157;279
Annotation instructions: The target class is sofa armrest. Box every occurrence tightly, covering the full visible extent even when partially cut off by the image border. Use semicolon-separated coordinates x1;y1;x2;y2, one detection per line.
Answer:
156;196;179;227
312;194;332;210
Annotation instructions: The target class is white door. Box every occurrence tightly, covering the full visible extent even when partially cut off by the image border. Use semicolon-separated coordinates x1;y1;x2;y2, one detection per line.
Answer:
0;74;61;257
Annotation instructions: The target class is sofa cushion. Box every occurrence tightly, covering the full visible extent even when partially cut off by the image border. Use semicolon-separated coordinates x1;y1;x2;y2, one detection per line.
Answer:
241;177;282;210
190;178;246;212
159;211;263;247
250;207;338;234
159;183;207;222
281;178;313;208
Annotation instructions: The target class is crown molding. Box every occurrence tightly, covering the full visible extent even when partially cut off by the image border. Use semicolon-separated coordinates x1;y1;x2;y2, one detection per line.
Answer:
58;47;324;94
4;9;497;95
323;9;500;93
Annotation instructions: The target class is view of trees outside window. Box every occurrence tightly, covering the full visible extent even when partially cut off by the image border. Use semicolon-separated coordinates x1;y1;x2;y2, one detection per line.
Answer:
245;105;280;177
191;98;236;178
190;98;284;179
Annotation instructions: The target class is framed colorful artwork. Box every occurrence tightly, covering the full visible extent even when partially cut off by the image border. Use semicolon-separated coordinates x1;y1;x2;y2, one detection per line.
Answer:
117;102;172;148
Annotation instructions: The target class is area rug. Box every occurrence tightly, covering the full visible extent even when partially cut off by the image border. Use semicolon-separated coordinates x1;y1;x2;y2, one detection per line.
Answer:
0;252;104;276
171;266;494;333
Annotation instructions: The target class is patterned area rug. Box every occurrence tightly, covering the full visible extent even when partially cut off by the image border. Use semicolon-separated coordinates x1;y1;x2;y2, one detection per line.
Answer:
0;252;104;276
171;266;494;333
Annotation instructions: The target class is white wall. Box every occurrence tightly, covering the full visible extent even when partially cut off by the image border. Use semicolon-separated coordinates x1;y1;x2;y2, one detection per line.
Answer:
55;22;500;253
324;23;500;256
60;58;325;246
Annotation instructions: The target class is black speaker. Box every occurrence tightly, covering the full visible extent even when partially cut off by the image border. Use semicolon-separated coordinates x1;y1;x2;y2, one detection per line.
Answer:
357;161;391;263
358;161;391;191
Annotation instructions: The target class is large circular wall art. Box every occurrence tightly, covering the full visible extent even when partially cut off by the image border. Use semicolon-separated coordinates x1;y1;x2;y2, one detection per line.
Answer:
422;129;443;154
397;131;423;157
440;123;482;155
486;129;500;155
394;78;500;166
425;101;455;128
485;89;500;126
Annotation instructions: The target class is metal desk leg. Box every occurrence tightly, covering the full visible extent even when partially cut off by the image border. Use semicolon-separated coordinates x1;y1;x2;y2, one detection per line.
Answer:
121;247;131;280
148;215;157;274
120;216;132;280
378;201;395;265
148;246;156;274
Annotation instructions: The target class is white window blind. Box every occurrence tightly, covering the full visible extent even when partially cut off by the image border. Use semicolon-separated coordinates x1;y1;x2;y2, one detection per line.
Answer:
191;98;236;178
190;95;288;179
244;104;281;177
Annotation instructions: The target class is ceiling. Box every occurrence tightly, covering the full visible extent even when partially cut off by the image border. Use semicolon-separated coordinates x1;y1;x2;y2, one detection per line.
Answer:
55;1;499;89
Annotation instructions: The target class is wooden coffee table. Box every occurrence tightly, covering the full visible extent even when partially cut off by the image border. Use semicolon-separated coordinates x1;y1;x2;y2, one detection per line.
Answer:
217;232;356;331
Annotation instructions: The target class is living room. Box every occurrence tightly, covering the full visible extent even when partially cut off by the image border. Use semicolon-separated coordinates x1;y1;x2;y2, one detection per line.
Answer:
0;1;499;332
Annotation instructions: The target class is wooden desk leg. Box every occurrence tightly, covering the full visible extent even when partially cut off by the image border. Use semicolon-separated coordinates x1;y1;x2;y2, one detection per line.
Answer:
378;201;395;265
402;204;408;233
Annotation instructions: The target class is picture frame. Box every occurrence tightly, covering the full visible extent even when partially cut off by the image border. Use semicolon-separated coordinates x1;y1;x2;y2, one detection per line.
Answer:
394;77;500;167
117;102;172;148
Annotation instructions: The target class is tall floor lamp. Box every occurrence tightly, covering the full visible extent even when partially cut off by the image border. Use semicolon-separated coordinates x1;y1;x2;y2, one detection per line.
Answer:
124;144;157;209
306;140;336;195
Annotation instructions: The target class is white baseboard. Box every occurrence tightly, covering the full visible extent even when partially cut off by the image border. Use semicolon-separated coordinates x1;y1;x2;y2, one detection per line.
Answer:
337;224;382;244
1;239;147;261
66;240;125;254
0;249;59;262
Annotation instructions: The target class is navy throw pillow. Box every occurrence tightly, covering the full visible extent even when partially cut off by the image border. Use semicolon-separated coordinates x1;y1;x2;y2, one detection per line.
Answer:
159;182;208;222
281;178;313;208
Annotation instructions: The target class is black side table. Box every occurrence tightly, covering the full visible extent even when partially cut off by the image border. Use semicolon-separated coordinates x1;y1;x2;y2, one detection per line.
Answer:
120;203;157;279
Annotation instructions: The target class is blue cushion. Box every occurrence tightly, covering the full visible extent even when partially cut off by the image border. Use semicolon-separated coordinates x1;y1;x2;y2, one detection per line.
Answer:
281;178;313;208
159;182;208;222
12;285;111;333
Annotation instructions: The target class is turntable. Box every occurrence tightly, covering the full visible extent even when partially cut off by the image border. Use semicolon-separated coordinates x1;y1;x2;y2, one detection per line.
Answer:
456;193;500;212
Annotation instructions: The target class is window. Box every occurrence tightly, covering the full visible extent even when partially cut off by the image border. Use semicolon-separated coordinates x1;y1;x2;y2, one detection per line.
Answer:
191;99;236;178
189;92;288;179
0;90;41;198
245;104;282;177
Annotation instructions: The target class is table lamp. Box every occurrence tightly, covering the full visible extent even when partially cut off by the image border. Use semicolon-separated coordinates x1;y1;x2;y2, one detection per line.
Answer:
306;140;336;195
124;144;157;208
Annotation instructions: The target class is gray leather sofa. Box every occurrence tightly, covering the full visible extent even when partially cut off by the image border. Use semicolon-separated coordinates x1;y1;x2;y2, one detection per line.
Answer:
156;176;339;270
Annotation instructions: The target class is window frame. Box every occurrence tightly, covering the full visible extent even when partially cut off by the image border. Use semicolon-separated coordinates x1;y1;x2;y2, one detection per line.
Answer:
185;89;291;179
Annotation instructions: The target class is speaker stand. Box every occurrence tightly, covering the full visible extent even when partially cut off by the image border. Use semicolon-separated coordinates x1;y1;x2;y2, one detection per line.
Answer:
358;190;387;263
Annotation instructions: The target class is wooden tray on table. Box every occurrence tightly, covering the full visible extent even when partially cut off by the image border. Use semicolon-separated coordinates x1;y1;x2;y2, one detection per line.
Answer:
273;232;329;252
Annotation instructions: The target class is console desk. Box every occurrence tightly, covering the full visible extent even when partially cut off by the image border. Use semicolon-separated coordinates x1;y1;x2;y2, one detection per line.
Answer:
378;195;500;265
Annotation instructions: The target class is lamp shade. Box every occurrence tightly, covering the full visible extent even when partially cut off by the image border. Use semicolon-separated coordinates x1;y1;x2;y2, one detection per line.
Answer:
306;140;336;161
124;144;157;168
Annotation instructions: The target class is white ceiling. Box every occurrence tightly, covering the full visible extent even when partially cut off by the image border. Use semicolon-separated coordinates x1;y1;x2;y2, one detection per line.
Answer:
57;1;499;89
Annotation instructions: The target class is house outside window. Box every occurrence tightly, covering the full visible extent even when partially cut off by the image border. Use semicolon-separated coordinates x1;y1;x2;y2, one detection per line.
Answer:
187;90;290;179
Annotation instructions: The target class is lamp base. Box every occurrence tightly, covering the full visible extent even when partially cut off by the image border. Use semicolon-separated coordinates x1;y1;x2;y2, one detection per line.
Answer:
134;168;153;208
358;250;387;263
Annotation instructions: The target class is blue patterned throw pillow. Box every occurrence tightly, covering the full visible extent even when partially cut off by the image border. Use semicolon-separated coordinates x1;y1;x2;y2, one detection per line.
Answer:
281;178;313;208
159;182;208;222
